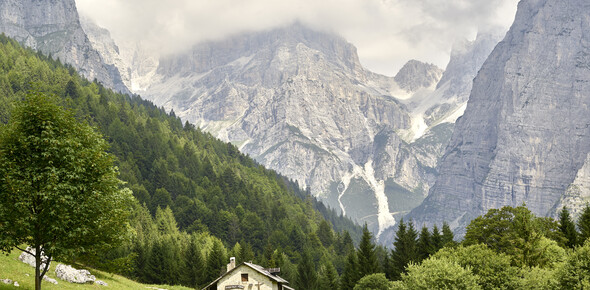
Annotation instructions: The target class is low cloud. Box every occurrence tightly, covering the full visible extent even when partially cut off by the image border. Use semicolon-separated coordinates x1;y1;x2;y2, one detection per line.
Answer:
76;0;518;76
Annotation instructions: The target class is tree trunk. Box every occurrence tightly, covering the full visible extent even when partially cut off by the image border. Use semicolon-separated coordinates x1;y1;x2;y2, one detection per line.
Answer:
35;244;42;290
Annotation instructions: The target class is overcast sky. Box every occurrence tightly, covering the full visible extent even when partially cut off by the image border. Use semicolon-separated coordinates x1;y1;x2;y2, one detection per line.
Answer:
76;0;519;76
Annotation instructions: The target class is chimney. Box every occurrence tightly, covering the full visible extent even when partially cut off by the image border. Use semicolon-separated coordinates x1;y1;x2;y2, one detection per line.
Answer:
227;257;236;271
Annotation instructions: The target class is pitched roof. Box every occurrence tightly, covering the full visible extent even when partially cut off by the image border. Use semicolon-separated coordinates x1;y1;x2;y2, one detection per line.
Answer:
202;262;290;290
243;262;289;284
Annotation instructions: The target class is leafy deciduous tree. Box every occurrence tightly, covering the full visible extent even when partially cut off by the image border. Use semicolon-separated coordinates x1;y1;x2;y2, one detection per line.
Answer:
353;273;392;290
0;93;133;290
397;257;482;290
556;239;590;289
433;244;519;290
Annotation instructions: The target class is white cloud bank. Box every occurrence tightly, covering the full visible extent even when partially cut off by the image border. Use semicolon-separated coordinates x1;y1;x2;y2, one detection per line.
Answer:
76;0;518;76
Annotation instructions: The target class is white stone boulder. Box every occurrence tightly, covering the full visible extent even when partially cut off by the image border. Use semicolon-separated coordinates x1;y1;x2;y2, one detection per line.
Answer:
55;264;96;284
43;276;58;285
96;280;108;286
1;279;12;285
18;247;51;270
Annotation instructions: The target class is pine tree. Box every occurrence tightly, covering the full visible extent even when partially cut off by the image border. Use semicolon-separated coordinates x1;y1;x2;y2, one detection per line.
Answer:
262;243;275;267
340;251;361;290
390;219;417;280
204;240;227;284
318;220;335;247
295;249;318;290
181;236;205;288
337;230;355;255
230;242;242;264
382;251;393;280
357;224;379;277
145;238;178;285
578;203;590;244
441;221;455;247
417;226;433;261
239;242;255;263
431;224;442;251
318;259;339;290
558;206;578;248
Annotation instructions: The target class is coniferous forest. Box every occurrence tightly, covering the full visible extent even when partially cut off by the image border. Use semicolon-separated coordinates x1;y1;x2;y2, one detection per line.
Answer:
0;33;590;289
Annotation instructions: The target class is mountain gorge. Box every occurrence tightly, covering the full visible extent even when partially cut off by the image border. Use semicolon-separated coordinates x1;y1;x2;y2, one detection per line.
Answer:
77;18;504;236
407;0;590;233
131;23;504;237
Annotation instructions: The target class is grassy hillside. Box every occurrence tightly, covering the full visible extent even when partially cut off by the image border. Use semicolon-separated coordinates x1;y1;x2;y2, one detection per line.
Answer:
0;249;191;290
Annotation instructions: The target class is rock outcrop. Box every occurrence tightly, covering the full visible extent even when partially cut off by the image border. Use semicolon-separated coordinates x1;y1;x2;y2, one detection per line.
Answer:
79;14;159;92
55;264;96;284
18;247;50;270
43;276;58;285
394;60;443;92
407;0;590;233
0;0;129;93
1;279;19;287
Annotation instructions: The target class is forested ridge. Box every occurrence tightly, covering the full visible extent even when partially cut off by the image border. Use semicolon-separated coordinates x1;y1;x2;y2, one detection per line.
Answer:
0;34;364;288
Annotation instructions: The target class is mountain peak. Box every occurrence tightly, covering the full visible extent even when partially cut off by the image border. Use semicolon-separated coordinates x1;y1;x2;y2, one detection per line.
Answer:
394;60;443;92
156;23;363;79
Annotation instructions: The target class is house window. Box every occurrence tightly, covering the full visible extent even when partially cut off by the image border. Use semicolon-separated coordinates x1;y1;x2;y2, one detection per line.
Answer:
241;273;248;282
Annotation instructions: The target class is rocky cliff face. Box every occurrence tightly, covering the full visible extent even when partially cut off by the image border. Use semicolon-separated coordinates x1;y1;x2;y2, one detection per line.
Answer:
79;15;159;93
0;0;129;93
407;0;590;233
141;23;451;235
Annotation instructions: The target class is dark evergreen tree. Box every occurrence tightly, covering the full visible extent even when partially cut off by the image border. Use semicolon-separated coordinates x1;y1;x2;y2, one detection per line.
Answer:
559;206;578;248
431;224;442;251
357;224;379;277
417;225;433;261
318;259;339;290
441;221;455;247
64;79;80;99
318;220;335;247
337;230;355;255
181;236;205;288
294;249;318;290
578;203;590;244
262;243;276;268
340;251;361;290
204;240;226;284
390;219;418;280
382;251;393;280
239;242;255;263
145;238;178;285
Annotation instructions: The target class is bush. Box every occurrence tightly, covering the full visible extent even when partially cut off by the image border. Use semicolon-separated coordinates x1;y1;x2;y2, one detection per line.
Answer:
398;257;481;289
